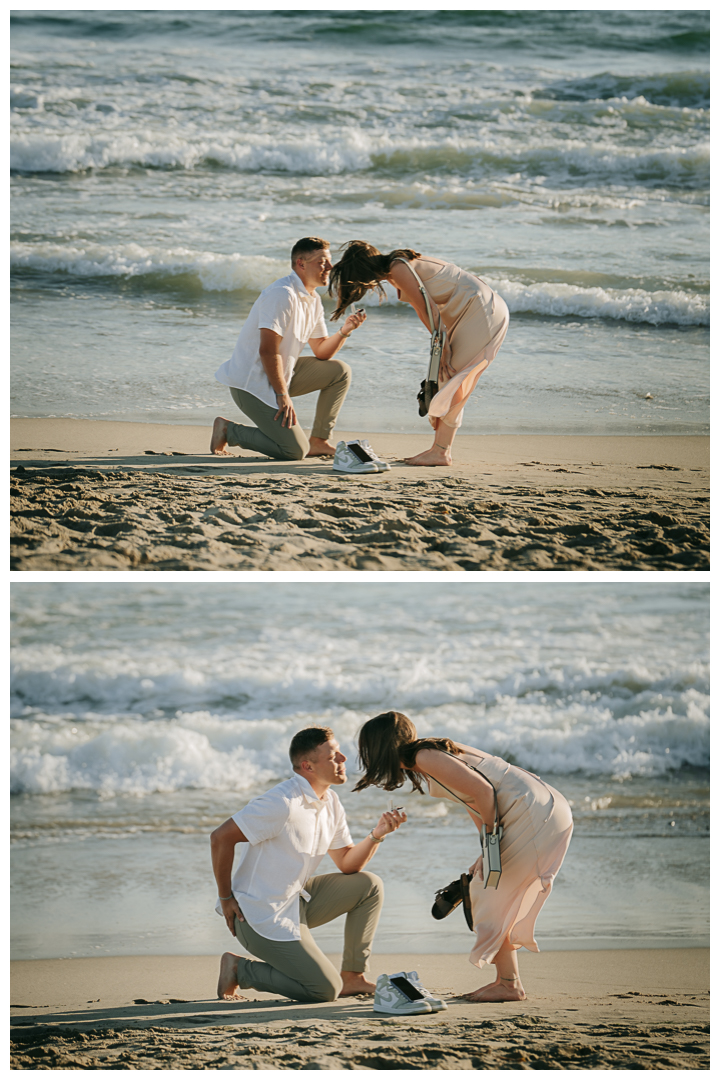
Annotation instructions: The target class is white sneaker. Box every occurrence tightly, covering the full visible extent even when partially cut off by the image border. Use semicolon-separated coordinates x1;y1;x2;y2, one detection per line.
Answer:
347;438;391;471
373;973;433;1015
332;440;379;474
401;970;448;1011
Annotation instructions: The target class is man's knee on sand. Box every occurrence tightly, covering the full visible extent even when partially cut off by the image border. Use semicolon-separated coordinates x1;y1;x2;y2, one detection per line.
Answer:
279;442;307;461
306;968;344;1003
275;427;309;461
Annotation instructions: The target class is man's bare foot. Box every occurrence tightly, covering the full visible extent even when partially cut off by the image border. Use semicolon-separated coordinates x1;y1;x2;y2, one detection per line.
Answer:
404;445;452;467
339;971;376;997
464;978;526;1002
306;437;336;458
211;417;233;456
217;951;247;1001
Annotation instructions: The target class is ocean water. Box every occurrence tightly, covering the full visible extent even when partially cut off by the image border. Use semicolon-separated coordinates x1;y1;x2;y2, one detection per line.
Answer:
10;10;709;435
10;581;709;960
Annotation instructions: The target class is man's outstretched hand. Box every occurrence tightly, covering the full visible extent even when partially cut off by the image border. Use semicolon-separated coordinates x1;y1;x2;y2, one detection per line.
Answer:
373;808;407;838
220;895;245;935
341;309;367;336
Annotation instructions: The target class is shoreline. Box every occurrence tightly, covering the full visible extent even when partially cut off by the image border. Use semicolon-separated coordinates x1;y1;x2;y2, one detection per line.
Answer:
11;419;709;571
10;417;710;466
11;949;709;1069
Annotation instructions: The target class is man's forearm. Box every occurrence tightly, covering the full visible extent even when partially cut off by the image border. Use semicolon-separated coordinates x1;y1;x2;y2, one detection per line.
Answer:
311;331;350;361
259;349;290;399
338;834;382;874
211;836;237;896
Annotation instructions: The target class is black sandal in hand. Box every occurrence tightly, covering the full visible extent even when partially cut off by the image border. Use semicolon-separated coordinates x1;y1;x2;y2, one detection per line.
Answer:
431;873;473;931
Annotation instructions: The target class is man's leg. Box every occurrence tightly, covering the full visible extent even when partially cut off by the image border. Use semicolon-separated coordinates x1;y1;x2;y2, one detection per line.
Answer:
212;388;309;461
287;356;352;456
220;916;343;1003
303;871;383;993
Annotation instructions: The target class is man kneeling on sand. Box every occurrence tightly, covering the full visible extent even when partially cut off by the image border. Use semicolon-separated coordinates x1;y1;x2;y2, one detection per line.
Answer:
212;725;406;1003
211;238;367;461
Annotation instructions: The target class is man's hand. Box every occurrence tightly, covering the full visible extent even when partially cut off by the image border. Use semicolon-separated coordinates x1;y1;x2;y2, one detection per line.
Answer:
220;895;245;935
341;310;367;336
372;808;407;838
274;391;298;428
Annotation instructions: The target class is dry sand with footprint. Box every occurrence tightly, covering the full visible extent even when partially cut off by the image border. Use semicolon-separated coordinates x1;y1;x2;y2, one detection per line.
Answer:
11;420;708;571
11;949;709;1070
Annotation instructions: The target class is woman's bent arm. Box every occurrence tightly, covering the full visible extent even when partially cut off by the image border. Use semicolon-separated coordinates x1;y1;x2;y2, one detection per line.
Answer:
414;748;496;831
386;261;441;332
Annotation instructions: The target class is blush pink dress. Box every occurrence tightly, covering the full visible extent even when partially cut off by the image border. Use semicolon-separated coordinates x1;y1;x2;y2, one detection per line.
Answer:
425;748;573;969
394;257;510;429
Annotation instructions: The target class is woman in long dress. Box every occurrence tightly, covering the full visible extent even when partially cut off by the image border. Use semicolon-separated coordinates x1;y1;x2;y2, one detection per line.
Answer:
354;711;573;1001
329;242;509;467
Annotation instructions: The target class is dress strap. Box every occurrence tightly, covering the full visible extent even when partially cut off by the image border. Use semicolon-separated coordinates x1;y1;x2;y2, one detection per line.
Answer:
391;258;439;335
423;753;500;836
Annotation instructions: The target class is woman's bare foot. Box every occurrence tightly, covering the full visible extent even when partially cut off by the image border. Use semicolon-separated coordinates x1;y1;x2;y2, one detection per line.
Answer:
211;417;233;456
217;951;247;1000
464;978;526;1002
404;445;452;467
307;436;336;458
339;971;376;996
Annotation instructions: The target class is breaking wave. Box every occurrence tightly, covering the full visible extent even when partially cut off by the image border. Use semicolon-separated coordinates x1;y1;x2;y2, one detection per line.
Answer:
11;242;708;326
10;130;710;192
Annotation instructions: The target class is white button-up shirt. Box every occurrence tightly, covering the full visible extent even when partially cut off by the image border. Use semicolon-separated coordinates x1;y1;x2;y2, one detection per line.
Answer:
214;270;328;409
215;773;353;941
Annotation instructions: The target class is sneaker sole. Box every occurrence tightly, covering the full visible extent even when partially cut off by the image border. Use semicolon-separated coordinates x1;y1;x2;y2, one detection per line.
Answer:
373;1005;432;1015
332;464;378;474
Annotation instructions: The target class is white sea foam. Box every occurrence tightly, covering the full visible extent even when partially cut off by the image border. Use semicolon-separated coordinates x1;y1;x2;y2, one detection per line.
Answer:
10;128;710;191
10;240;287;293
10;631;710;794
10;240;707;326
490;277;709;327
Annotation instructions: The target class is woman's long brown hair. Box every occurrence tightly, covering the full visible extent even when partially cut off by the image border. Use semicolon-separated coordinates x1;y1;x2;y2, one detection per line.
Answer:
328;241;422;320
353;710;460;794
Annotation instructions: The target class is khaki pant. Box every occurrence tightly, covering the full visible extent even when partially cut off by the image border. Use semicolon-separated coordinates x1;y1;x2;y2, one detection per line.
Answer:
225;355;352;461
232;870;383;1003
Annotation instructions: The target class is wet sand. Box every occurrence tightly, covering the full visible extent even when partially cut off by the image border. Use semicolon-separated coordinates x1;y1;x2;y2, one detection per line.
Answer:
10;949;709;1070
11;419;709;571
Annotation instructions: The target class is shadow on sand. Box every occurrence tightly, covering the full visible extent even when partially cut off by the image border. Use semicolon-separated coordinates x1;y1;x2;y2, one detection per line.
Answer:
11;995;379;1036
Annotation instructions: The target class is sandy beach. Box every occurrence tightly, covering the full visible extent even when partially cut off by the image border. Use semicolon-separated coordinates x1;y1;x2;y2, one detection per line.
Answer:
10;948;708;1070
11;419;709;571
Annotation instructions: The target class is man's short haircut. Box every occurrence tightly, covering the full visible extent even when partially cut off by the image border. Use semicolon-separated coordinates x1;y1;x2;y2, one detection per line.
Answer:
289;726;335;769
291;237;330;267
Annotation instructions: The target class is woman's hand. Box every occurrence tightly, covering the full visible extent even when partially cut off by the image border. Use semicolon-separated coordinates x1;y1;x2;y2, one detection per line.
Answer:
341;310;367;336
468;855;483;879
373;808;407;838
439;339;454;383
220;895;245;935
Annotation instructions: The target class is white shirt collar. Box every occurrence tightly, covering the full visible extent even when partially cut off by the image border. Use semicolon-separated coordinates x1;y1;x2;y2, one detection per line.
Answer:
295;773;329;809
289;268;313;300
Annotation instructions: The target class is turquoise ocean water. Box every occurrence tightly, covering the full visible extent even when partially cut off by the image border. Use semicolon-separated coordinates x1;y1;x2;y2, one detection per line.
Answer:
11;582;709;960
11;10;709;435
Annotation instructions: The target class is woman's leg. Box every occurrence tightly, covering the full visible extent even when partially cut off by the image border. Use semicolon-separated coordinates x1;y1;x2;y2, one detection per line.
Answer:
464;934;526;1002
403;417;458;467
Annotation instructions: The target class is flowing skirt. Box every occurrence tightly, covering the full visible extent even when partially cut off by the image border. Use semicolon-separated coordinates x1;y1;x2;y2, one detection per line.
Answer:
468;781;573;968
428;284;509;430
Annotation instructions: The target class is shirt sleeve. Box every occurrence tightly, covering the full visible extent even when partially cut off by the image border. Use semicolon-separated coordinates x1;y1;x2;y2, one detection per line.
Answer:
232;790;291;846
309;299;329;340
328;797;354;850
256;285;294;338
